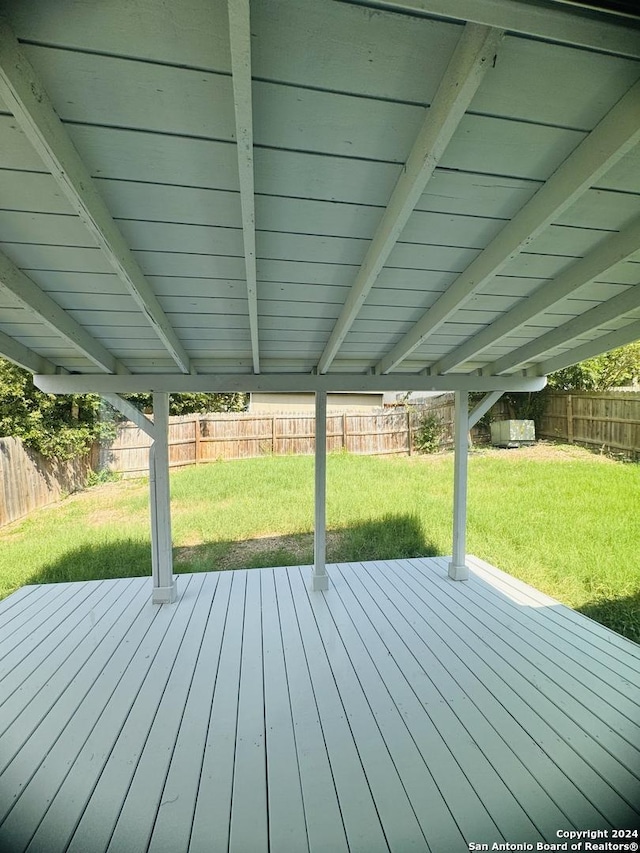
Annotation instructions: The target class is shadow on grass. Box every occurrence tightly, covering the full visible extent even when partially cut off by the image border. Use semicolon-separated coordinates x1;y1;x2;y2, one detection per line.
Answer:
577;591;640;646
26;513;442;587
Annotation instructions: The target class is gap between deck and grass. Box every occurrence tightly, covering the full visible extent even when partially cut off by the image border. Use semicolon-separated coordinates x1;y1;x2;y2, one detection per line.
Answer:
0;444;637;642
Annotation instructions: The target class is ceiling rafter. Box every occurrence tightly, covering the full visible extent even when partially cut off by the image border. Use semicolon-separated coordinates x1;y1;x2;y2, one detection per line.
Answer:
0;20;191;374
431;214;640;374
0;328;56;374
228;0;260;374
316;23;504;375
536;318;640;376
376;77;640;375
0;250;126;374
345;0;640;59
490;283;640;376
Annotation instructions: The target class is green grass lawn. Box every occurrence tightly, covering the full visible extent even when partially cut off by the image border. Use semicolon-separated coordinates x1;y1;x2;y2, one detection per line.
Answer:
1;444;638;642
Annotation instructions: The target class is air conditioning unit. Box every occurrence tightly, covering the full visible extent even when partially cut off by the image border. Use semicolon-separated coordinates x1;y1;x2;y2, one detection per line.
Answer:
490;419;535;448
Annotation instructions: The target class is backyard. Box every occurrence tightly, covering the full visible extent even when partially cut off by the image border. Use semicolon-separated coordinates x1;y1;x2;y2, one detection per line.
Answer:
0;443;638;642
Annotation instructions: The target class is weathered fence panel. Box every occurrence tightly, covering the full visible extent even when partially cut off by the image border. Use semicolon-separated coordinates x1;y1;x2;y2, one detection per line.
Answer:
0;437;95;527
538;392;640;458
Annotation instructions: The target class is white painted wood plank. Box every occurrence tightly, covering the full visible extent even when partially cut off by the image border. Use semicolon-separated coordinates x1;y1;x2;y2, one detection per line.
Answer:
353;560;613;832
467;556;640;667
272;567;349;853
260;569;308;852
339;562;560;838
291;566;429;850
0;583;68;644
103;574;217;853
285;570;392;853
314;566;469;850
331;562;580;841
228;570;268;852
409;560;640;764
59;575;201;853
0;577;155;842
21;45;235;141
4;0;231;73
147;572;233;853
378;560;640;829
0;581;102;669
462;560;640;693
0;582;135;735
188;571;247;853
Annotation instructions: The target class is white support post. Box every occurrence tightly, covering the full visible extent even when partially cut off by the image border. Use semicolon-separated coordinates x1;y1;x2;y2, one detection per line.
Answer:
449;390;470;581
312;390;329;591
150;392;178;604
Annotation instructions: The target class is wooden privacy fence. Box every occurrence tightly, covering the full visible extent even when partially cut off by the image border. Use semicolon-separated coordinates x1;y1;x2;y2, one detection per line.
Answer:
100;410;423;475
100;402;500;475
0;437;95;527
538;392;640;458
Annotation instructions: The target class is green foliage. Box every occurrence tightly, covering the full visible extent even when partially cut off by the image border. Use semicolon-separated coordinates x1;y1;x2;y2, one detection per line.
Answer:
413;412;445;454
0;359;116;460
85;468;121;488
119;392;248;416
0;359;248;460
547;342;640;391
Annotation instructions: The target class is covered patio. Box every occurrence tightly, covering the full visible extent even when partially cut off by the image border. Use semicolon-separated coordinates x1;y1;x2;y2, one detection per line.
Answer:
0;0;639;849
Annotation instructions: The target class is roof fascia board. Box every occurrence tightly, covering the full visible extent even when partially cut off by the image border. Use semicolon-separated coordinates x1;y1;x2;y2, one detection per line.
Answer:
0;20;191;375
0;329;56;374
33;372;547;395
229;0;260;374
376;78;640;374
432;212;640;374
342;0;640;59
491;282;640;374
0;250;125;374
316;23;504;374
535;319;640;375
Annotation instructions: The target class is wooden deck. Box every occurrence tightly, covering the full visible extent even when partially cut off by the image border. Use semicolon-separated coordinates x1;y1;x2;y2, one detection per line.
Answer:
0;556;638;852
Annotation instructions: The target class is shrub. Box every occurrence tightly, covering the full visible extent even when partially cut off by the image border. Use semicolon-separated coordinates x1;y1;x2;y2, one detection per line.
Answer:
413;412;445;454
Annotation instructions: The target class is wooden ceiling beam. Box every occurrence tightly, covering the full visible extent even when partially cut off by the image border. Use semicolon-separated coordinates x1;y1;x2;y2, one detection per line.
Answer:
344;0;640;59
491;283;640;375
33;371;547;395
228;0;260;374
535;319;640;376
0;20;191;374
0;328;56;374
376;78;640;375
0;250;125;374
316;23;504;374
432;213;640;374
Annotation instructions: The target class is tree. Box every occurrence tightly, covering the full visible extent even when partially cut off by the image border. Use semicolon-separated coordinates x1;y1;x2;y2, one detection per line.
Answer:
0;359;248;460
546;342;640;391
0;359;115;460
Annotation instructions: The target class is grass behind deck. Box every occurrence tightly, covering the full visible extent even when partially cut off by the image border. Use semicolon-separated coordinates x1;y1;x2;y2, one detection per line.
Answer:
0;445;638;642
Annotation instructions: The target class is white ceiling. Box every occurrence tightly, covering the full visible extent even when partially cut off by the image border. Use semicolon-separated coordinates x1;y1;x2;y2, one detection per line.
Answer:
0;0;639;392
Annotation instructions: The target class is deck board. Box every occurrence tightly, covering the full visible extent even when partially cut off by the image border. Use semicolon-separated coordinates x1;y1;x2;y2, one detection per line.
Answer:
0;557;638;853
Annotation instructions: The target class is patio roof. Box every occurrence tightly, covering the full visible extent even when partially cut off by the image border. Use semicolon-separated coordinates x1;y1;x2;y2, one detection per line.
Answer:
0;0;639;392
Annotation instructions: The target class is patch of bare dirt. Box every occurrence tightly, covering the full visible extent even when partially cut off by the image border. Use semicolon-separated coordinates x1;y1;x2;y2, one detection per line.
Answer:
216;530;343;570
471;441;617;464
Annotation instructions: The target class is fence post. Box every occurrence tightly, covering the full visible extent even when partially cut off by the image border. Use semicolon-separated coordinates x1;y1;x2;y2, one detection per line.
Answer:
342;412;347;450
566;395;574;443
407;409;413;455
194;415;201;463
272;416;276;454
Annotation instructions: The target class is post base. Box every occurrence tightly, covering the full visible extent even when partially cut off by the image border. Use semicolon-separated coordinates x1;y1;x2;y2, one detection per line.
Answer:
448;562;469;581
152;577;179;604
312;573;330;591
